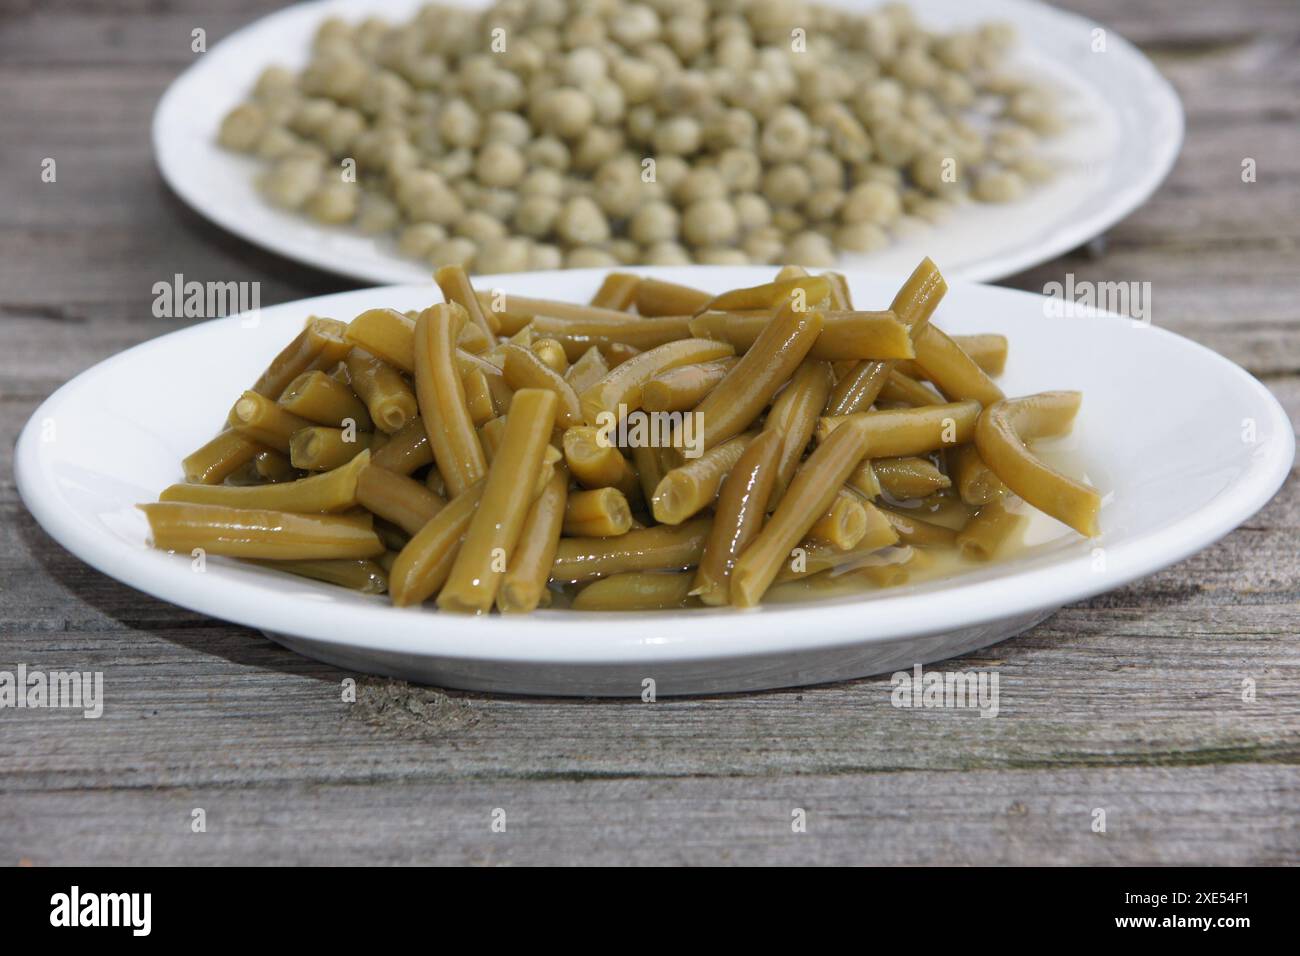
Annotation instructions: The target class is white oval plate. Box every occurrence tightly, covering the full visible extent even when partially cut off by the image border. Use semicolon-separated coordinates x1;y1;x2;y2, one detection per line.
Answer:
154;0;1182;284
15;267;1292;696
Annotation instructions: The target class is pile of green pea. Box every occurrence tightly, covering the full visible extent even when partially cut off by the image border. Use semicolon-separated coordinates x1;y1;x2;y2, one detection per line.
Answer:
218;0;1060;272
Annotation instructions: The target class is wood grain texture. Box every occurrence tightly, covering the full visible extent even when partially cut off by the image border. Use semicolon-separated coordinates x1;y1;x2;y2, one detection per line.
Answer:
1;0;1297;866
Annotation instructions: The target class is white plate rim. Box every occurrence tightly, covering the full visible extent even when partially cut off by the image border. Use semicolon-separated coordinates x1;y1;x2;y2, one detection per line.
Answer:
14;269;1292;667
151;0;1185;285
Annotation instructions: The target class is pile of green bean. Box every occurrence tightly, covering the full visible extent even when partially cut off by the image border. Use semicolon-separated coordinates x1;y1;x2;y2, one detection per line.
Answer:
140;259;1101;612
217;1;1060;271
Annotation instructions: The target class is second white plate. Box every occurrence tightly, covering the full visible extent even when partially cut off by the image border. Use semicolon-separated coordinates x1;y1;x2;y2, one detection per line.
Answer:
153;0;1183;284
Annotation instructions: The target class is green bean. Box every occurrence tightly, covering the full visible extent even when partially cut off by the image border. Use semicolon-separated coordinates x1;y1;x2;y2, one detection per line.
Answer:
478;415;508;462
140;502;383;560
949;443;1007;506
564;487;633;537
692;429;782;606
846;459;882;499
871;456;951;498
877;505;959;548
580;338;735;425
562;426;641;502
729;416;869;606
773;506;900;583
288;426;371;471
159;449;371;512
498;467;568;613
563;346;610;394
640;358;738;412
692;299;824;452
634;278;712;317
573;572;695;610
248;317;351;405
389;479;485;606
356;462;446;536
438;389;558;613
630;443;669;505
878;369;944;406
824;257;947;416
373;519;411;553
907;492;975;531
974;391;1100;537
704;275;831;313
501;344;584;427
808;489;870;550
461;366;498;425
477;291;644;334
912;323;1004;406
230;390;314;452
824;271;854;310
691;310;912;361
551;518;712;583
182;429;265;484
590;272;641;310
531;337;569;374
436;264;498;342
956;498;1026;560
900;334;1007;379
413;303;487;497
652;432;753;524
279;368;373;430
345;307;417;373
369;417;433;475
763;360;833;504
344;348;417;433
249;558;388;594
816;401;981;461
531;314;694;361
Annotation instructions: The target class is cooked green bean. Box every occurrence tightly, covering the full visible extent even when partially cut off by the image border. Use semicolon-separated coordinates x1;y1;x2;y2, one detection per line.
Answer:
344;348;416;433
956;498;1026;560
501;344;583;427
461;366;498;426
640;358;738;412
573;572;695;611
589;272;641;311
562;426;641;501
356;462;446;536
808;489;870;550
825;271;854;310
373;519;411;553
692;299;824;452
908;492;974;531
551;518;712;583
912;323;1005;407
825;257;947;416
877;505;959;548
564;487;633;537
478;415;508;462
634;278;713;317
498;466;569;613
580;338;734;425
141;502;383;560
435;264;498;347
183;429;264;484
652;432;753;525
773;507;900;583
279;368;374;430
630;444;669;505
693;429;782;606
389;479;485;606
975;391;1101;537
230;390;314;452
477;291;643;335
846;459;882;499
900;333;1007;379
763;359;833;503
248;317;351;405
871;456;951;498
413;303;487;497
691;310;912;361
531;314;694;361
288;425;371;471
369;417;433;475
949;443;1007;506
729;417;869;606
345;307;417;373
563;346;610;394
816;401;981;461
250;558;388;594
438;389;558;613
878;369;944;406
160;449;371;512
531;337;569;374
253;449;295;483
704;275;831;313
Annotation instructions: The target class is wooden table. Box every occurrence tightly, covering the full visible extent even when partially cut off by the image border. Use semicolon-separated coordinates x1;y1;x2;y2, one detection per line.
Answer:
2;0;1296;865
